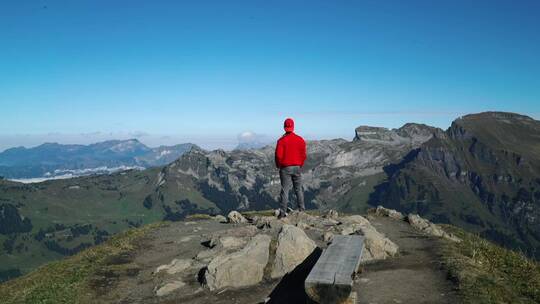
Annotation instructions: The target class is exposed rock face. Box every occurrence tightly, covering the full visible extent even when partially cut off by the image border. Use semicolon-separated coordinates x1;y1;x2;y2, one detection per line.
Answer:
212;236;246;250
341;215;371;227
407;214;460;242
359;224;399;262
373;206;405;220
284;211;339;228
271;225;317;278
227;211;247;224
207;225;258;242
323;231;334;242
155;258;192;275
340;215;399;261
252;215;285;231
155;280;186;297
354;123;442;146
323;209;339;219
157;209;412;294
212;215;226;222
205;234;271;290
196;226;259;263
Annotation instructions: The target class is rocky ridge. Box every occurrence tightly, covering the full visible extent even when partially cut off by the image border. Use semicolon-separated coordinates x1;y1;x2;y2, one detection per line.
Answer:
145;208;458;301
154;123;441;214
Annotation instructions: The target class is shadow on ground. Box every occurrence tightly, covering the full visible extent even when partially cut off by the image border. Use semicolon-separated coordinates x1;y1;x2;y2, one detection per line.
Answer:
265;248;322;304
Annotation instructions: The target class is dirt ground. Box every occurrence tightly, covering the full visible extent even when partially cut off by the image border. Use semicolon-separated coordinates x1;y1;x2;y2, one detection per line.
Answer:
95;216;459;304
356;216;460;304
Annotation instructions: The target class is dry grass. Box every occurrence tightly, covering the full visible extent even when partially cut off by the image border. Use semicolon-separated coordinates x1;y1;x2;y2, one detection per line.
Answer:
439;225;540;303
0;222;165;304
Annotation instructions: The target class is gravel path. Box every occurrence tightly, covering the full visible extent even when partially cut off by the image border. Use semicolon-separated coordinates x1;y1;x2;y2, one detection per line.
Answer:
355;216;460;304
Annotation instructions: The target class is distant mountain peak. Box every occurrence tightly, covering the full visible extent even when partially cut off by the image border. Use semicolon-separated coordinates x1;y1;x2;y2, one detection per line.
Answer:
458;111;536;122
0;140;198;179
354;123;442;145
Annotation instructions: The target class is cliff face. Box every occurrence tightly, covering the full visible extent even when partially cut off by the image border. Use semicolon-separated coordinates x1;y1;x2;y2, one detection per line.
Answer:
354;123;444;145
153;125;440;215
370;112;540;258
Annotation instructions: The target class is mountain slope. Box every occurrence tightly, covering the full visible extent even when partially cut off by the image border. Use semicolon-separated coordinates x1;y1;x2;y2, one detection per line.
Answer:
370;112;540;258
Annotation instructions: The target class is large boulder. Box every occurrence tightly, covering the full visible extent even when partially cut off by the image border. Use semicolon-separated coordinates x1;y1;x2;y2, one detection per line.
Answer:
360;225;399;262
323;209;339;219
227;211;247;224
205;225;258;245
205;234;271;290
155;258;192;275
271;224;317;279
285;211;339;229
341;215;371;226
213;214;227;222
339;215;398;262
252;215;285;231
212;236;246;250
407;214;460;242
155;280;185;297
338;215;371;235
373;206;405;220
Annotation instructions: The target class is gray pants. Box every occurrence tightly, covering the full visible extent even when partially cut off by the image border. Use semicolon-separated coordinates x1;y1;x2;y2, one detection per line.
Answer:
279;166;305;213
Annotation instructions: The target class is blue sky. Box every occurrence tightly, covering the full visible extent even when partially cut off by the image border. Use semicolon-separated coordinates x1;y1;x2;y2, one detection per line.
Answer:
1;0;539;150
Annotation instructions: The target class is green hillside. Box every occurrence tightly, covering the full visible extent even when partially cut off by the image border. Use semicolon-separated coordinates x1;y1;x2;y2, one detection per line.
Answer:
0;168;216;282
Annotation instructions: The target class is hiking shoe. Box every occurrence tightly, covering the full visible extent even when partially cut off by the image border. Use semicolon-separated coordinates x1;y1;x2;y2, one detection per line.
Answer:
278;211;288;219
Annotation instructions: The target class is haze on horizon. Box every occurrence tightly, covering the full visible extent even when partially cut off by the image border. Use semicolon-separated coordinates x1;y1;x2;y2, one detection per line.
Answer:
1;1;539;151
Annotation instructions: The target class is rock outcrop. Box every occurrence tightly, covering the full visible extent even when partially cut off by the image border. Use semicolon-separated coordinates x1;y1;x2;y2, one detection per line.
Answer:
205;234;271;290
354;123;442;146
407;214;461;242
212;214;226;222
227;211;247;224
271;224;316;278
150;209;460;295
340;215;399;261
372;205;405;220
155;280;186;297
155;258;192;275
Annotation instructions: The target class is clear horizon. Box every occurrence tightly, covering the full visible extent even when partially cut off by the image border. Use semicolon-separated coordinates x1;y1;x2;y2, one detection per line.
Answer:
1;1;539;151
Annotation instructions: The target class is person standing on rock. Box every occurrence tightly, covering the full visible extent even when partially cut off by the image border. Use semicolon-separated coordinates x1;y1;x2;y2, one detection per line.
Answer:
275;118;307;219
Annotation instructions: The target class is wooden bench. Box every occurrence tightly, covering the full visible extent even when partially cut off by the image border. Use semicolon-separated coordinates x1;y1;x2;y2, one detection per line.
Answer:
305;235;365;304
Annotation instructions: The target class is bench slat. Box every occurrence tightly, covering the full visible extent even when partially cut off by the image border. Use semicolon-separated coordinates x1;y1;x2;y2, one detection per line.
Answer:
305;235;364;303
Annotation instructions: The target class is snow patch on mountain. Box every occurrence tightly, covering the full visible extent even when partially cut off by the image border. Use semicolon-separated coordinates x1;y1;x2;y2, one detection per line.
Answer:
10;165;144;183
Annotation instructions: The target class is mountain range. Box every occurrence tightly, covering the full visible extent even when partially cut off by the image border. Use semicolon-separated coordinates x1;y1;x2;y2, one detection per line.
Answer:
0;140;197;179
0;111;539;283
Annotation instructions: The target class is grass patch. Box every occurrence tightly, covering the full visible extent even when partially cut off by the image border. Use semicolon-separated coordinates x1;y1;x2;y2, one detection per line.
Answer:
0;222;165;304
439;225;540;304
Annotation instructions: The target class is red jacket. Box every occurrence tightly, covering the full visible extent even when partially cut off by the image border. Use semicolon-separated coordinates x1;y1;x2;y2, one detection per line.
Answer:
275;132;307;168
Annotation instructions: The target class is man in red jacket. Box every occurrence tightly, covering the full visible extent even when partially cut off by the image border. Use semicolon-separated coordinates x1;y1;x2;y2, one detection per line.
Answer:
275;118;307;218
